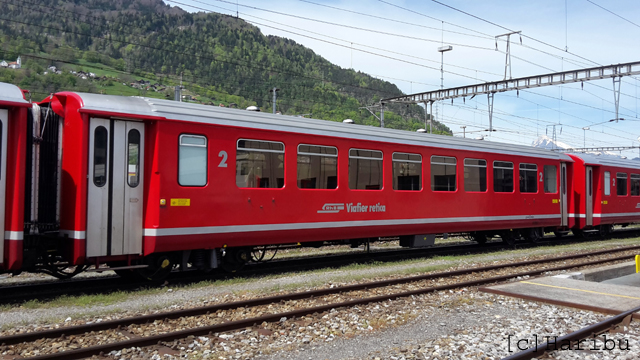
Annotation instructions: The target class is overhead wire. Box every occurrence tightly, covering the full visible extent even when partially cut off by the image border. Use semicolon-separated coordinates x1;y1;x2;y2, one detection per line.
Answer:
584;0;640;30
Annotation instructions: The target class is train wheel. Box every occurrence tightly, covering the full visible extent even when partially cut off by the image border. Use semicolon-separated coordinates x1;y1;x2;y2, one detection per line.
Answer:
500;230;517;246
526;228;543;243
136;254;175;282
470;232;488;245
599;224;613;238
107;262;141;280
221;248;249;272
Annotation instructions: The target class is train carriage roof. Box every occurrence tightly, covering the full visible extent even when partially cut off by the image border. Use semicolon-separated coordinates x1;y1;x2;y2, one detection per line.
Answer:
569;153;640;170
65;92;573;161
0;83;30;107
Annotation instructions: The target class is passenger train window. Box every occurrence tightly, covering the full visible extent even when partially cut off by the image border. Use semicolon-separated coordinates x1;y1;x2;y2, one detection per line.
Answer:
127;129;140;187
543;165;557;193
297;144;337;189
519;163;538;193
617;172;628;196
349;149;383;190
431;156;456;192
631;174;640;196
392;153;422;191
604;171;610;196
179;134;208;187
463;159;486;192
236;139;285;189
93;126;108;187
493;161;514;192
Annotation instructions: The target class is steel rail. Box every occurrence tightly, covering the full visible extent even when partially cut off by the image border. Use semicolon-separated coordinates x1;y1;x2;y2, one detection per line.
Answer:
501;304;640;360
14;249;639;359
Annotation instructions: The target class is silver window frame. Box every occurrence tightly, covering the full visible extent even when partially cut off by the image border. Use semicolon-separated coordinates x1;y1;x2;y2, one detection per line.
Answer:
237;138;285;153
430;155;457;165
464;158;487;168
493;161;514;169
297;144;338;157
519;163;538;171
178;134;208;187
349;148;383;160
392;152;422;163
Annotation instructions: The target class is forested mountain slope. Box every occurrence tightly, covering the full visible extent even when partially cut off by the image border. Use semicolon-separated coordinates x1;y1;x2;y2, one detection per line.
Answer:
0;0;450;132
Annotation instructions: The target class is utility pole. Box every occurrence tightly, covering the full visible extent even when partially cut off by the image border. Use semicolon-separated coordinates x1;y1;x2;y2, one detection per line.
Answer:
460;126;467;138
175;71;184;102
582;126;590;148
546;124;562;149
437;45;452;135
437;45;453;89
269;87;279;114
359;104;384;127
495;31;521;80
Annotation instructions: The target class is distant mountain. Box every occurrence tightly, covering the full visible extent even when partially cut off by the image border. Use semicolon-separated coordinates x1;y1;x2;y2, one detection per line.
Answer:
531;135;574;151
0;0;451;133
532;135;638;160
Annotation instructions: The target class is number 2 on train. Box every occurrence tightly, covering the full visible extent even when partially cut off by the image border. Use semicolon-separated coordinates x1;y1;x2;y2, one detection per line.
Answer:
218;150;228;167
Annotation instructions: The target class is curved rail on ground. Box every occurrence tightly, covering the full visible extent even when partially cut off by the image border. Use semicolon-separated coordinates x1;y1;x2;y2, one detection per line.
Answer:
4;245;639;359
501;304;640;360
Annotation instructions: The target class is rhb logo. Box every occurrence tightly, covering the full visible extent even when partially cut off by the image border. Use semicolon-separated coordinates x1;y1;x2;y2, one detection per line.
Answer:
317;203;345;214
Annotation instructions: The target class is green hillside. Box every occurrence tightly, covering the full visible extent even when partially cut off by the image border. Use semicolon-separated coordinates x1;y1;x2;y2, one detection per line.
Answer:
0;0;450;133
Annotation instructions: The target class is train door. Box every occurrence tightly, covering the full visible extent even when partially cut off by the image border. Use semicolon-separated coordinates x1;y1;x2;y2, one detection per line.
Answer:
560;163;568;227
0;110;7;262
585;166;593;226
87;118;144;257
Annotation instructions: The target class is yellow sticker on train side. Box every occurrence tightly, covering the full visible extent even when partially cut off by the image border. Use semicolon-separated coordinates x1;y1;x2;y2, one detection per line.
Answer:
170;198;191;206
552;199;559;204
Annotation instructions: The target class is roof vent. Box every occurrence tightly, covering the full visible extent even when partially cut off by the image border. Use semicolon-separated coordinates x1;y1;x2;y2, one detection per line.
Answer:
416;128;427;133
475;135;485;140
342;119;354;124
246;106;260;111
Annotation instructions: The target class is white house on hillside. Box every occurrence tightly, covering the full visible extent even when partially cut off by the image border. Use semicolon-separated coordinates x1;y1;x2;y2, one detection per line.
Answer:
7;56;21;69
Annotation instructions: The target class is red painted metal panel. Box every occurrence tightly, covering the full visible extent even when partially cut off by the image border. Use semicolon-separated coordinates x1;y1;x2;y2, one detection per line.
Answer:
50;94;90;265
3;106;27;270
140;120;563;253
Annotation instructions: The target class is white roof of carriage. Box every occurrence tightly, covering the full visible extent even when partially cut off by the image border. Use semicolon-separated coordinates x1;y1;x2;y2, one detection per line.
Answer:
0;82;30;107
70;92;572;161
570;153;640;170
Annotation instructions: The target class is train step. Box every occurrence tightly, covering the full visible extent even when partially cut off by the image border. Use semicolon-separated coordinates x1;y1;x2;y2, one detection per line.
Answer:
87;264;149;273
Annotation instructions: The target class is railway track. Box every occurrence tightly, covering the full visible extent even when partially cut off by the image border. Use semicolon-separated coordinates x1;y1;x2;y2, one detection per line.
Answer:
0;229;635;305
2;244;639;359
502;303;640;360
0;229;638;305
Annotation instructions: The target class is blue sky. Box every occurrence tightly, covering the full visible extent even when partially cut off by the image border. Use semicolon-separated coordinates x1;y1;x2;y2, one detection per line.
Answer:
168;0;640;157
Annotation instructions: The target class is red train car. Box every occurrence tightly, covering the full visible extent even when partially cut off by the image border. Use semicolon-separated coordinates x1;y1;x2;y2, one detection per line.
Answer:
14;84;640;281
568;153;640;236
33;91;574;278
0;83;30;273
